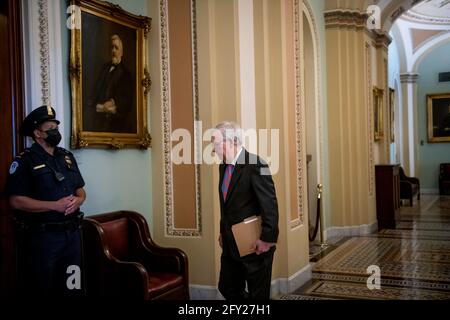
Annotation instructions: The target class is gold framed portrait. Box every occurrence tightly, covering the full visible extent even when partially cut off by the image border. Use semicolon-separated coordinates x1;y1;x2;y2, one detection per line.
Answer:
70;0;152;149
373;87;384;141
389;88;395;143
427;93;450;143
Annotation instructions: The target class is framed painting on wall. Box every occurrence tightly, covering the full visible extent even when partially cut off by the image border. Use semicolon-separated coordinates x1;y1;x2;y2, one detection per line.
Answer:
69;0;152;149
373;87;384;141
427;93;450;143
389;88;395;143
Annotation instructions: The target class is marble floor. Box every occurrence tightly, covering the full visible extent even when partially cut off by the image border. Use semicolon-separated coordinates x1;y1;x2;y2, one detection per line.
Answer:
281;195;450;300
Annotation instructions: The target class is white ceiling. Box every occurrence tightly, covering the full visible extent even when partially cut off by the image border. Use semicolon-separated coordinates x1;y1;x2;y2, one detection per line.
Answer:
410;0;450;19
390;0;450;72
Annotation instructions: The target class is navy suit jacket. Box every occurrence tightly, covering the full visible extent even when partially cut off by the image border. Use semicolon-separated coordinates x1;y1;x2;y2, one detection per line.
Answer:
219;149;279;259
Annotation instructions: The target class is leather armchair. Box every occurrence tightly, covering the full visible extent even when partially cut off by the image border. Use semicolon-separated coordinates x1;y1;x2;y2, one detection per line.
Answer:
440;163;450;195
82;211;189;299
399;167;420;206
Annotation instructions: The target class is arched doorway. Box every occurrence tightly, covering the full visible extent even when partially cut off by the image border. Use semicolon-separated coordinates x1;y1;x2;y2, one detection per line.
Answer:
302;4;322;244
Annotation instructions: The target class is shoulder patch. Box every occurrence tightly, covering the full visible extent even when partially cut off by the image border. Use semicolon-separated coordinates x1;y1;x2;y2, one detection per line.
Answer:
9;161;19;174
59;147;72;155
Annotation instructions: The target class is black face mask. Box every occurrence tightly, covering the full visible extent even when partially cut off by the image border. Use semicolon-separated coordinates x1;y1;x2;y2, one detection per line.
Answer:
43;128;62;147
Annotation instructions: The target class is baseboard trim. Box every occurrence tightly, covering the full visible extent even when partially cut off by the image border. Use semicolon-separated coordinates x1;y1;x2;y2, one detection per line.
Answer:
189;263;312;300
271;263;312;296
189;285;223;300
325;221;378;239
421;188;439;195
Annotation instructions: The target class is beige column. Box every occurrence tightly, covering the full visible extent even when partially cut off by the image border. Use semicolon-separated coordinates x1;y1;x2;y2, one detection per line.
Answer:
325;9;389;232
374;33;392;165
399;73;419;177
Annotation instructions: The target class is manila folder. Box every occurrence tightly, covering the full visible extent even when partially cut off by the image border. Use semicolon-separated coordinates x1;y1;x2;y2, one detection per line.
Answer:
231;215;262;257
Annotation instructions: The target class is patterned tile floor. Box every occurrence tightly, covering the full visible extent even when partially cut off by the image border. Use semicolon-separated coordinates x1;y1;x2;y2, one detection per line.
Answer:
281;195;450;300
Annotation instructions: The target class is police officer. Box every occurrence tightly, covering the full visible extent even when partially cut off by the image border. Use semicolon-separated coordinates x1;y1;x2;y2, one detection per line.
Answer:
5;105;86;297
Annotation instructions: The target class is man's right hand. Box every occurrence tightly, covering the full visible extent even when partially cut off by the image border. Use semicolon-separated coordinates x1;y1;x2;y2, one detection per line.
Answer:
52;196;73;213
103;99;117;114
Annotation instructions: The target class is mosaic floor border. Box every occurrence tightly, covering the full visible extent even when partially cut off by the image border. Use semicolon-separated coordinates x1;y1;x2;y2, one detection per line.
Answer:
312;237;450;283
312;272;450;291
293;280;450;300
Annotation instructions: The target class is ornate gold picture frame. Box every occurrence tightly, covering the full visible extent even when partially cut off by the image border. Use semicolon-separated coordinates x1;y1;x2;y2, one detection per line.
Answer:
70;0;152;149
389;88;395;143
373;87;384;141
427;93;450;143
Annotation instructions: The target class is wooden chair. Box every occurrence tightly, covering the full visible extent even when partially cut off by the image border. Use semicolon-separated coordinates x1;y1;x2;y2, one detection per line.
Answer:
399;167;420;206
82;211;189;299
440;163;450;195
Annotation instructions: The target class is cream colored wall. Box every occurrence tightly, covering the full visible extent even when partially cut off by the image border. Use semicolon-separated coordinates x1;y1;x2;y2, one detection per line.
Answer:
151;0;397;293
150;0;313;291
325;24;378;228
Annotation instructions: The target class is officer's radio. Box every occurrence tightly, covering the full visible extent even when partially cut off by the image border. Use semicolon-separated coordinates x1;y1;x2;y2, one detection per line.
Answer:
44;161;66;182
54;171;66;182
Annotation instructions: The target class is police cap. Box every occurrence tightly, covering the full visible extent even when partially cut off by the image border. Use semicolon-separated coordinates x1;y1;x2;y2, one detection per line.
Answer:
21;105;60;137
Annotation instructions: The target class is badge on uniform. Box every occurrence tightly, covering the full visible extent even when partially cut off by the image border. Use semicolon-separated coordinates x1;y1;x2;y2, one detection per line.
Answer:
65;155;73;168
9;161;19;174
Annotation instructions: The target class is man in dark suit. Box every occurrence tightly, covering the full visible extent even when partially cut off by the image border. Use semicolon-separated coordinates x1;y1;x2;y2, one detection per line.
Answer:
212;121;279;300
86;34;135;133
439;105;450;136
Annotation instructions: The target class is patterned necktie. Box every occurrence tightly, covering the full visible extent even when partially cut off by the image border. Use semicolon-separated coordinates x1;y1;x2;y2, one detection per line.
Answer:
221;164;234;201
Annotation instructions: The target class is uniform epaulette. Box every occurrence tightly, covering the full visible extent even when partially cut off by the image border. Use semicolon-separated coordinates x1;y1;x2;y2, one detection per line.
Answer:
15;149;31;159
59;147;72;155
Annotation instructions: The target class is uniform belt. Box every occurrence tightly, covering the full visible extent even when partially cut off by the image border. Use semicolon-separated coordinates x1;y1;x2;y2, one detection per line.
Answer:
33;220;81;232
16;213;83;233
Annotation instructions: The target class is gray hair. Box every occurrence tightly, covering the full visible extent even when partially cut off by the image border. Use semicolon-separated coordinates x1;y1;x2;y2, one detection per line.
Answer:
214;121;242;146
111;34;123;51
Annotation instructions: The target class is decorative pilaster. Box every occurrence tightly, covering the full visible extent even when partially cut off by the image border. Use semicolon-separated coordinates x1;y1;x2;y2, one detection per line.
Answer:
324;10;368;29
400;73;419;83
399;72;419;176
37;0;51;105
325;6;378;229
160;0;202;237
374;31;392;50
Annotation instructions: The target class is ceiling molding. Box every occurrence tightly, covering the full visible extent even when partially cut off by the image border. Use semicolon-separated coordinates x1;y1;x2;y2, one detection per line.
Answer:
410;28;448;52
402;10;450;24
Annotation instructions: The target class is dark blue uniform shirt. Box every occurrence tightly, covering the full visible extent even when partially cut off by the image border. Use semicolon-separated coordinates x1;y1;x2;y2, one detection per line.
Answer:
6;143;85;223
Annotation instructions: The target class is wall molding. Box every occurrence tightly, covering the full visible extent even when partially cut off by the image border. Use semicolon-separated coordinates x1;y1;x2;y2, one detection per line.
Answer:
403;10;450;25
271;263;312;296
303;0;323;185
160;0;202;237
291;0;305;227
189;285;224;300
324;9;368;30
373;31;392;49
189;263;312;299
302;0;325;229
37;0;51;105
400;72;419;83
325;221;378;239
384;58;390;160
421;188;439;195
366;43;375;196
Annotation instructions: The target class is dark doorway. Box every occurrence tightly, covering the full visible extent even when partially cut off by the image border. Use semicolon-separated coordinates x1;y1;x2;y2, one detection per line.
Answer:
0;0;25;297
